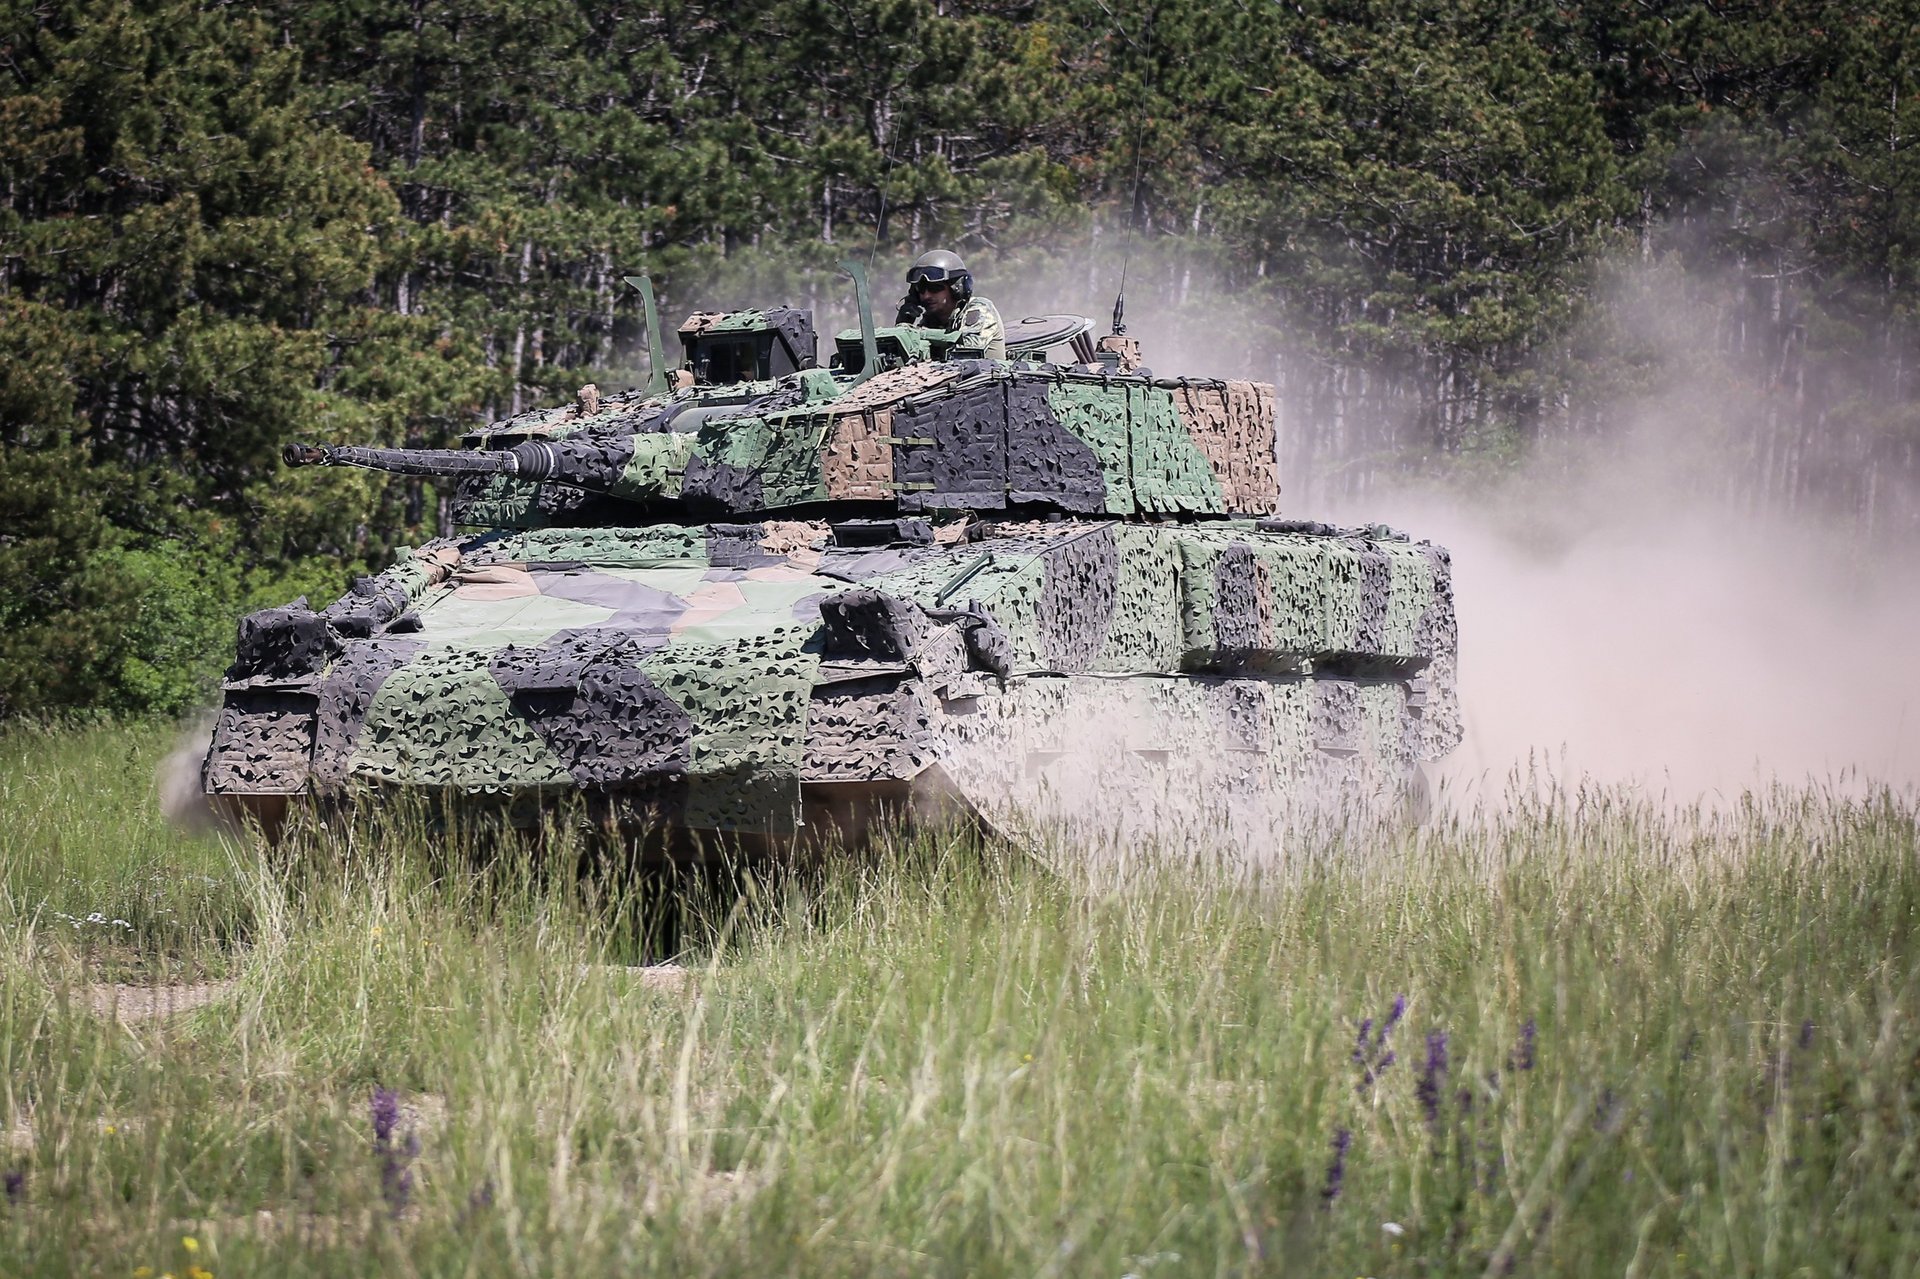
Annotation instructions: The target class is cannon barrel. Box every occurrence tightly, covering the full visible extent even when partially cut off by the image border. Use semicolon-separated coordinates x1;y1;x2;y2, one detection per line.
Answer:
283;442;519;477
282;438;636;484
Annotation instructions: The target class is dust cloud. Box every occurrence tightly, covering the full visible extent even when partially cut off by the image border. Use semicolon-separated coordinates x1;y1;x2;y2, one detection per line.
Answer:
157;714;233;836
1322;409;1920;808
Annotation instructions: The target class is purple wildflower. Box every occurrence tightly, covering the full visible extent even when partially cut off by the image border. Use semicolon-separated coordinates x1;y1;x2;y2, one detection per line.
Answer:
1352;997;1407;1091
371;1088;401;1145
370;1087;416;1217
2;1168;23;1205
1320;1129;1352;1206
382;1132;420;1215
1415;1031;1449;1128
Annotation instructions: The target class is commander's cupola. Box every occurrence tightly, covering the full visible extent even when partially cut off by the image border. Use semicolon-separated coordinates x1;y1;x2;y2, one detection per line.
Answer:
678;308;818;385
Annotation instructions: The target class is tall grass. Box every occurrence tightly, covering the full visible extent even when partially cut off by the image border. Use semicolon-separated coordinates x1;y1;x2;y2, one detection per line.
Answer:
0;720;250;973
1;721;1915;1276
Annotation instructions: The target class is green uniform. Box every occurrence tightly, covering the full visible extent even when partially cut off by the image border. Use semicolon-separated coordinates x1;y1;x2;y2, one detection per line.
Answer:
944;296;1005;360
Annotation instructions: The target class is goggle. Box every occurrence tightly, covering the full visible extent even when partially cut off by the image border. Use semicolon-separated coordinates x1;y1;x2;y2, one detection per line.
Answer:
907;265;961;289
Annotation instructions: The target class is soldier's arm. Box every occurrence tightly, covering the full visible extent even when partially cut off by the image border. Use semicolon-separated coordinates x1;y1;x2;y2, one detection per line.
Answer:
893;294;924;326
949;301;1006;359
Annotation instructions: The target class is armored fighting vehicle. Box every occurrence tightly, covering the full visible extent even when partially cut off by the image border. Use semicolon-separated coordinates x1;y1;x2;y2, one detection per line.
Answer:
203;266;1461;850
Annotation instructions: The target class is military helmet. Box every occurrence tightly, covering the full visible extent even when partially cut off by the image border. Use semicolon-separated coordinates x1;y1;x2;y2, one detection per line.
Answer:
907;249;973;304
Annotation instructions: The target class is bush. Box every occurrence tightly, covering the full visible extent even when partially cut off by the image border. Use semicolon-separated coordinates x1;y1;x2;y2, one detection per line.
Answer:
0;442;142;718
0;442;356;719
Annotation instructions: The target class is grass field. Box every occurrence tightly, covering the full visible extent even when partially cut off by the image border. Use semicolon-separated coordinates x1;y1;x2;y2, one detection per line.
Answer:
0;720;1916;1277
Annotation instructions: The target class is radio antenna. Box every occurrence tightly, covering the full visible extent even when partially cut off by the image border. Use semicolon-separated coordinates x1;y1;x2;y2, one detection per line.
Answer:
866;127;904;273
1108;6;1156;337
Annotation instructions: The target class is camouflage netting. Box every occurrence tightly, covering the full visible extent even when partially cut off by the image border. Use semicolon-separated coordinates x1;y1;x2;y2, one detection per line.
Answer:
1166;380;1280;514
400;365;1285;528
646;626;820;830
490;633;691;787
802;677;942;783
218;330;1462;835
204;690;319;794
1038;526;1119;672
206;541;464;794
207;516;1460;831
310;641;423;788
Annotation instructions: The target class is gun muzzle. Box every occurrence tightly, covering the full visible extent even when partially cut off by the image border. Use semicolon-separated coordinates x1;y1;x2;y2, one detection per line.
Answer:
284;443;329;467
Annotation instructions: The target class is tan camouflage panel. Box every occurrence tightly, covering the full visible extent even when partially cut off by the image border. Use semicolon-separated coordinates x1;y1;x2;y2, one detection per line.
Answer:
821;407;895;500
1168;380;1281;515
829;362;964;413
1095;334;1142;372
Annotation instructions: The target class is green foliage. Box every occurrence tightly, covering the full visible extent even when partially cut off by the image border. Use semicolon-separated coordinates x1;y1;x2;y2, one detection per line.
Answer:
1;0;402;499
0;439;351;718
105;534;361;720
0;441;142;719
88;538;247;718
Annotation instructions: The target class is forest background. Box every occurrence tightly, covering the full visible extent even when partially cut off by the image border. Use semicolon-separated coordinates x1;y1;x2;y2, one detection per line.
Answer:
2;0;1916;720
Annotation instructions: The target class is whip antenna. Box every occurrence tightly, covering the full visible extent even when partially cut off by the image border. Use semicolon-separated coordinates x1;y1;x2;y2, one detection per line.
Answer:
1108;7;1155;337
866;126;904;273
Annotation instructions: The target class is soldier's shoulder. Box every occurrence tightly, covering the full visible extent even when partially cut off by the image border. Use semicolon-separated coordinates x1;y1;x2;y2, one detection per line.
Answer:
963;297;1002;324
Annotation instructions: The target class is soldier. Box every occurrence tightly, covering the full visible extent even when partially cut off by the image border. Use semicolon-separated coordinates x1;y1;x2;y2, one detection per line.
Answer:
893;249;1006;360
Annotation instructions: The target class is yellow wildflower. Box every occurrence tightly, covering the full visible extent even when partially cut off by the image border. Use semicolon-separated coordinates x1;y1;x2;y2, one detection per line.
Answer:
180;1237;198;1253
133;1267;154;1278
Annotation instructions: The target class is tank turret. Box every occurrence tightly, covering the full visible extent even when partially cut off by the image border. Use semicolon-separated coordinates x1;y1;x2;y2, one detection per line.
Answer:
284;351;1281;522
